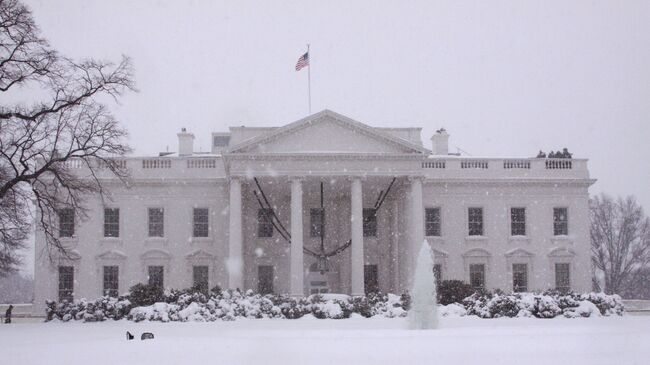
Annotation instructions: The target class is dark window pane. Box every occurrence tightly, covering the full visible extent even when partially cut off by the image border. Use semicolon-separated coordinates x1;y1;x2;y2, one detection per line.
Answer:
425;208;441;236
193;208;209;237
103;266;119;297
511;208;526;236
363;208;377;237
148;266;164;289
58;208;75;237
148;208;164;237
258;265;274;294
58;266;74;302
364;265;379;293
104;208;120;237
310;208;325;238
512;263;527;292
469;264;485;290
553;208;568;235
468;207;483;236
257;209;274;238
193;266;209;293
555;263;571;292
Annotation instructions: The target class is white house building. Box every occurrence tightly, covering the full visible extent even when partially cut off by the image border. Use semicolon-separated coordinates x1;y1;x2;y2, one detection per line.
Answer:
33;109;595;312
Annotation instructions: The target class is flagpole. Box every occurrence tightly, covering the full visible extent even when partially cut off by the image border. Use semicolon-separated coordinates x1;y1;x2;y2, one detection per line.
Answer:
307;44;311;114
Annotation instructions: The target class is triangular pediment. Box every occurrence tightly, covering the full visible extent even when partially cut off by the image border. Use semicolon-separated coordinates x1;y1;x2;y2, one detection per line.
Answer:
228;110;429;155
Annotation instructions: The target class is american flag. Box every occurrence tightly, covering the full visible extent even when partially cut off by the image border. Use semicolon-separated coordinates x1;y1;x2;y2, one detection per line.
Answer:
295;52;309;71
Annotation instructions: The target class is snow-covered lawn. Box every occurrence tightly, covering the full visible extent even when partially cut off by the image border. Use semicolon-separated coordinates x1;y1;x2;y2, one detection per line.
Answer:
2;316;648;365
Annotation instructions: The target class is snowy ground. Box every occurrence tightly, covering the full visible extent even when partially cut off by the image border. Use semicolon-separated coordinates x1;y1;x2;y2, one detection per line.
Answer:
1;316;648;365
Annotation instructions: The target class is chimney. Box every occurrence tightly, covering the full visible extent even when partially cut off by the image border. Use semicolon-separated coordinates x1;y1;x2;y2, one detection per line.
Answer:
431;128;449;155
177;127;194;156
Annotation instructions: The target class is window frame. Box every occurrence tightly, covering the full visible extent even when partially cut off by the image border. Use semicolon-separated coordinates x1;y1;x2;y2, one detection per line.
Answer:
553;207;569;236
192;265;209;293
425;207;441;237
257;208;274;238
148;265;164;290
510;207;526;236
192;207;210;238
469;263;486;290
512;263;528;292
58;208;75;238
102;265;119;297
362;208;377;237
58;265;74;302
148;207;165;237
468;207;484;236
555;263;571;292
103;208;120;238
310;208;325;238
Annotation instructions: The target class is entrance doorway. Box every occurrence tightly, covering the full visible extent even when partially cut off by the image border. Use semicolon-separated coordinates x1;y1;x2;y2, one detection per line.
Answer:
308;263;329;294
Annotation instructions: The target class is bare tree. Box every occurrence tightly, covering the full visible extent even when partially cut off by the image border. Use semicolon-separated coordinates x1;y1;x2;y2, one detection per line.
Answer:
591;193;650;295
0;0;134;275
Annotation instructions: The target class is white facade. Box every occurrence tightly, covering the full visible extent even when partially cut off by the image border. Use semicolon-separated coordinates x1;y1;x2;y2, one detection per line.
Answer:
33;110;595;312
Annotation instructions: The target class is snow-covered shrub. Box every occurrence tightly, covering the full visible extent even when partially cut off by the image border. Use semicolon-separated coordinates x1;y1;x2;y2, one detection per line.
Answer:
580;292;624;316
439;303;467;317
438;280;476;305
46;296;132;322
461;291;623;319
129;283;164;307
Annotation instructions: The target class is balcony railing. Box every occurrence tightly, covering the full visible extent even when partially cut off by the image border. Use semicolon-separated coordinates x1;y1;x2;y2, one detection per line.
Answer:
421;157;588;180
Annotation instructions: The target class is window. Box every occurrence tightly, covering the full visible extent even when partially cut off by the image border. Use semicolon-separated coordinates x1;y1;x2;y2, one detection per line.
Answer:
310;208;325;238
257;209;274;238
58;266;74;302
193;208;209;237
512;264;528;292
468;207;483;236
469;264;485;290
213;135;230;147
511;208;526;236
364;265;379;293
193;266;209;293
258;265;274;294
58;208;75;237
363;208;377;237
425;208;441;236
148;266;164;290
433;264;442;288
103;266;119;297
553;208;568;235
555;263;571;292
148;208;164;237
104;208;119;237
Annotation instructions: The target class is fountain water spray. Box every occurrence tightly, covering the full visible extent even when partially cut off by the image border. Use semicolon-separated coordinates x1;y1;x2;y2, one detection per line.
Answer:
408;240;438;329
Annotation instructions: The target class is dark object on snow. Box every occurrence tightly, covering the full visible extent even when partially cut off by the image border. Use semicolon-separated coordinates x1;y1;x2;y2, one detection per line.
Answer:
561;148;572;159
4;305;13;324
126;331;134;340
536;150;546;158
141;332;154;340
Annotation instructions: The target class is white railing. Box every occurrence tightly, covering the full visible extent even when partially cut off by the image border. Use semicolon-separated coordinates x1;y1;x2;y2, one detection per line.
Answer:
61;159;83;169
422;161;446;169
142;159;171;169
545;159;572;169
187;159;217;168
503;160;531;169
461;160;489;169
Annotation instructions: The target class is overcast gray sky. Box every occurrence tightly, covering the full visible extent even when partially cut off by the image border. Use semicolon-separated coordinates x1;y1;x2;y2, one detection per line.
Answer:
18;0;650;266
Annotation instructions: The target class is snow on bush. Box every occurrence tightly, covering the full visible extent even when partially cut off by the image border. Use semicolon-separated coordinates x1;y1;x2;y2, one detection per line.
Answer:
44;285;623;322
462;291;624;319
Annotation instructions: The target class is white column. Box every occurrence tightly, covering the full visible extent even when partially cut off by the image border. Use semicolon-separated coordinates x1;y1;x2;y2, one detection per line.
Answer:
228;178;243;290
390;195;400;293
350;177;364;296
290;178;304;296
408;177;424;287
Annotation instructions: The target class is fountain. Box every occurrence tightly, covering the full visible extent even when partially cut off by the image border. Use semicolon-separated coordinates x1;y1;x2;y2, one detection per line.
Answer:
408;240;438;329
